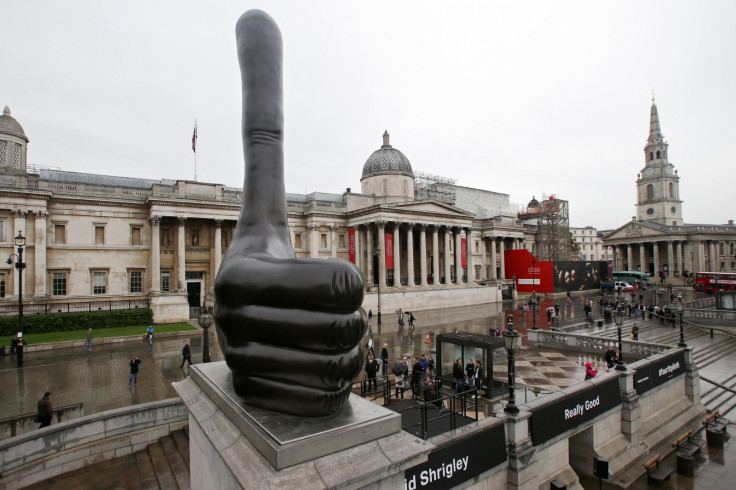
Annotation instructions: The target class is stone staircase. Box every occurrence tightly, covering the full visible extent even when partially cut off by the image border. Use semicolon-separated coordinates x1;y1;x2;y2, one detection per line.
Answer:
29;427;190;490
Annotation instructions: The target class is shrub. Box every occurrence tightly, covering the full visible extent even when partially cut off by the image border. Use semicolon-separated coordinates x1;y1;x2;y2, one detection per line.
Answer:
0;309;153;336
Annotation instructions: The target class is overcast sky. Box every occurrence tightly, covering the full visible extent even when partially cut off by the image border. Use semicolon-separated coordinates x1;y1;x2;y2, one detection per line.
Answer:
4;1;735;230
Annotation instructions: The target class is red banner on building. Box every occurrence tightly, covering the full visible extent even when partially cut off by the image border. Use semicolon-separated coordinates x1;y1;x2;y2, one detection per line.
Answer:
385;233;394;269
348;228;356;264
461;238;467;269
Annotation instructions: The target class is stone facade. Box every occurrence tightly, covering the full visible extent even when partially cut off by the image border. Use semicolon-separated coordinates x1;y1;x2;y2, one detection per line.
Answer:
0;114;533;319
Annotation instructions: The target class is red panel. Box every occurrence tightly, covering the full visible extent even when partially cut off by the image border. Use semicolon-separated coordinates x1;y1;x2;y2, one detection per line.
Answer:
348;228;356;264
385;233;394;269
461;238;467;269
503;249;554;293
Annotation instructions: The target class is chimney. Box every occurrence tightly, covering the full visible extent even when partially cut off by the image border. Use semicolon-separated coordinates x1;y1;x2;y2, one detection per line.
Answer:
346;188;351;193
729;220;734;225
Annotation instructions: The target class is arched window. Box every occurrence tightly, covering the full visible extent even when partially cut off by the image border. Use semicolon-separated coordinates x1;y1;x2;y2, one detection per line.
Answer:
656;150;661;159
669;182;674;198
649;152;654;161
646;184;654;200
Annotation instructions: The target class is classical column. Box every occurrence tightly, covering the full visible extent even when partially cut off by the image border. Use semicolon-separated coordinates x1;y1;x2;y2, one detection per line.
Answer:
406;224;415;286
666;241;674;275
177;217;187;290
12;209;27;243
454;228;462;284
676;241;683;275
331;225;338;258
34;211;48;296
479;235;487;280
150;216;161;292
393;224;401;287
652;242;660;277
627;245;633;270
431;226;439;285
353;226;361;270
419;225;428;286
377;221;386;287
499;238;506;279
443;227;451;284
709;241;717;270
639;243;646;272
308;224;320;258
491;237;498;279
466;228;474;282
697;241;705;272
366;225;374;284
214;219;223;279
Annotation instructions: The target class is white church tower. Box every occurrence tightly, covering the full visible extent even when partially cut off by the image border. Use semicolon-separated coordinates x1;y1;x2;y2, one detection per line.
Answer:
636;98;683;226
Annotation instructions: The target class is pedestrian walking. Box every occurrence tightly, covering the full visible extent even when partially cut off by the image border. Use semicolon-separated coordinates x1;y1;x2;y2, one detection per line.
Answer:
368;309;373;327
180;340;192;367
129;356;141;386
36;391;53;428
379;343;389;377
631;323;639;341
365;354;379;391
365;333;375;359
86;327;93;351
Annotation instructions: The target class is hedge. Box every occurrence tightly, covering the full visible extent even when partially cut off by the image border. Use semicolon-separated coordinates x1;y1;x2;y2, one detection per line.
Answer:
0;309;154;337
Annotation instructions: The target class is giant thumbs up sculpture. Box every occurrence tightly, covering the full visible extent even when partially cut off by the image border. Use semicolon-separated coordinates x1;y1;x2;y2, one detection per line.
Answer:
214;10;367;417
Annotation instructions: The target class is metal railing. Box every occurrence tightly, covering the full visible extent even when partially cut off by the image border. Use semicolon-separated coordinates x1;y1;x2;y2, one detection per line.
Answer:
0;299;149;317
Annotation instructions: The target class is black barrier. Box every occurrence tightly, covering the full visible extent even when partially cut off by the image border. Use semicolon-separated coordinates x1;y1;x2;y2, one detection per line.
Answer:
633;350;686;395
530;378;622;445
404;423;506;490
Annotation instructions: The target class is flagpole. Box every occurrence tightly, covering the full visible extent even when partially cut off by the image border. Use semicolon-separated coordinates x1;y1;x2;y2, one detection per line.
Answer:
193;119;198;182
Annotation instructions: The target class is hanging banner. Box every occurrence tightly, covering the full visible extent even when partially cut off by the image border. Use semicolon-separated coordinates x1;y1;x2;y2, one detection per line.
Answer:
348;228;356;264
461;238;467;269
385;233;394;269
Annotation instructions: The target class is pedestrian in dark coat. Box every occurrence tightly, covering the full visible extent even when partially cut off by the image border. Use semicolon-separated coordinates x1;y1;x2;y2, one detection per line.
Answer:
379;343;389;377
37;391;53;428
365;354;379;391
129;356;141;386
473;361;485;397
465;359;475;392
411;357;422;398
180;340;192;367
453;358;465;394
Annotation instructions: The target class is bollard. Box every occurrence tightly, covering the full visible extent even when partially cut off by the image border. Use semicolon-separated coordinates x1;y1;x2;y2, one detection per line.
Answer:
676;453;694;477
706;428;724;448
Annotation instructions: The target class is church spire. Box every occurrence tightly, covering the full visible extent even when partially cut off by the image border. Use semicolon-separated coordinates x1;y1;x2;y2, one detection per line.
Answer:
382;130;391;148
648;99;664;145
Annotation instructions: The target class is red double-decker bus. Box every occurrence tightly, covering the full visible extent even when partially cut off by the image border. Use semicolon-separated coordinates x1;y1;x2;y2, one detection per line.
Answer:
693;272;736;293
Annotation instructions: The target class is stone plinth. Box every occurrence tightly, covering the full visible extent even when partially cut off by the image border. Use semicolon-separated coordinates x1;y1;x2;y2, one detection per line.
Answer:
173;362;430;489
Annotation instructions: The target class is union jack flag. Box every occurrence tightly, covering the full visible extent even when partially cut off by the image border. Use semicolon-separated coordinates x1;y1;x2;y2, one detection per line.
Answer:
192;124;197;153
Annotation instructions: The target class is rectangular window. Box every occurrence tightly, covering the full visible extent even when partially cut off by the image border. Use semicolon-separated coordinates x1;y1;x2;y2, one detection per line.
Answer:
221;229;229;248
130;271;142;293
55;224;66;244
294;233;302;249
161;229;171;247
339;234;346;249
161;271;170;292
52;272;67;296
92;271;107;294
0;274;5;298
0;221;4;242
95;226;105;245
320;233;327;248
131;227;141;246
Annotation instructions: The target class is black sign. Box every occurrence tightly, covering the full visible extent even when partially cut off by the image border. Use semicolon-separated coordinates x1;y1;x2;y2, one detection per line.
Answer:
634;350;686;395
530;378;622;445
404;423;506;490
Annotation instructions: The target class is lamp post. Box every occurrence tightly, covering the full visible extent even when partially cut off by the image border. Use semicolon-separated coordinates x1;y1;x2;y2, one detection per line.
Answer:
503;316;522;414
6;232;26;367
613;307;627;370
197;309;213;363
676;294;687;347
531;259;537;330
374;247;381;326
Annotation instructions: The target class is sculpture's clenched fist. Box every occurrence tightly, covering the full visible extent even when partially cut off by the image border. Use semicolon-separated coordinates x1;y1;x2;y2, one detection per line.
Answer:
214;10;367;417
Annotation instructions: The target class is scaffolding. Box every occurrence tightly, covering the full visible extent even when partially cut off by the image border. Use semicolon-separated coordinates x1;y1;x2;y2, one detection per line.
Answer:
518;194;571;261
414;171;457;205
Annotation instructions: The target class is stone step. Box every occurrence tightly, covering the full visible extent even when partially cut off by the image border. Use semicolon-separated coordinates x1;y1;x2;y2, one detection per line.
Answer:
172;428;191;468
135;449;160;490
148;440;179;490
162;435;191;490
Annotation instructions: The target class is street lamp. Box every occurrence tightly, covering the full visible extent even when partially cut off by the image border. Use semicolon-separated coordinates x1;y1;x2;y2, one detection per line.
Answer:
531;259;537;330
503;316;522;414
197;308;213;363
676;294;687;348
6;232;26;367
373;247;382;326
613;307;627;371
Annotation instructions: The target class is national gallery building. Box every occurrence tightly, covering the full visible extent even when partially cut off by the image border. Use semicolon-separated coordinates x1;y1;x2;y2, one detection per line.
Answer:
603;101;736;279
0;108;534;321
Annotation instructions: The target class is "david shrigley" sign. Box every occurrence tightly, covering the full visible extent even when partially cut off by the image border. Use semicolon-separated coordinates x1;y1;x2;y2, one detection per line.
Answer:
404;423;506;489
634;350;686;395
530;377;622;445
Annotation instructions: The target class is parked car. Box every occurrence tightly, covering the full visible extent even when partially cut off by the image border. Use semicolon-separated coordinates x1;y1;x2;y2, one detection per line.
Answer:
614;281;637;292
